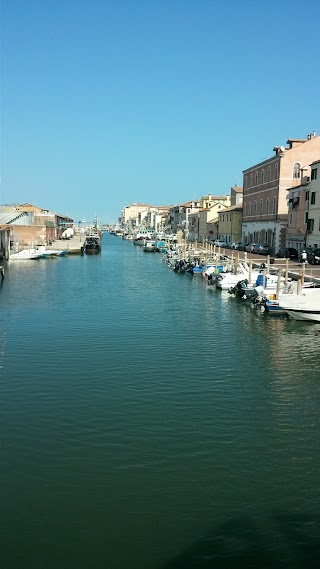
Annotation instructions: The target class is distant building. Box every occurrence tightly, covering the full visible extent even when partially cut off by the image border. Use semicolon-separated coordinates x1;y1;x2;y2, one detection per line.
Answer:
166;200;201;236
0;203;73;253
121;203;151;225
188;196;231;242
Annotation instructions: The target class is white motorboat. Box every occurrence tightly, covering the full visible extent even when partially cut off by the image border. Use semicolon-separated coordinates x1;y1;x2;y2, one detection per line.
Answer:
143;241;156;252
213;262;262;290
278;287;320;321
37;246;68;257
9;250;42;261
133;229;155;245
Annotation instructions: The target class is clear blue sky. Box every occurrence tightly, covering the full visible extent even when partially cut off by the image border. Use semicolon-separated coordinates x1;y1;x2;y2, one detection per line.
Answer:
1;0;319;224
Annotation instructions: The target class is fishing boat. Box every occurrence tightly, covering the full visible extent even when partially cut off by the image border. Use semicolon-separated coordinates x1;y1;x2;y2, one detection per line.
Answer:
84;235;101;254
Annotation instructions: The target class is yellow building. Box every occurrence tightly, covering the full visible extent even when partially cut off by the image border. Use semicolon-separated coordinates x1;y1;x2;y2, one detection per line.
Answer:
188;196;231;242
218;204;243;246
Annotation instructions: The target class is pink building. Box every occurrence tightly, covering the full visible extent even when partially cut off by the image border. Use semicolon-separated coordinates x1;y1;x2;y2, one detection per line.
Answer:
242;132;320;253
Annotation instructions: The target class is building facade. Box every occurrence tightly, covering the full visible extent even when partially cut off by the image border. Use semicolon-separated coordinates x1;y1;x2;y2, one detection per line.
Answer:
0;203;73;253
121;203;151;225
230;186;243;206
188;196;231;242
166;200;202;236
218;204;243;245
242;132;320;252
286;182;308;255
306;160;320;248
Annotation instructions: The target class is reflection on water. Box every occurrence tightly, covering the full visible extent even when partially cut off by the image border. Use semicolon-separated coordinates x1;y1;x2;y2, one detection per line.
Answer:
0;331;6;371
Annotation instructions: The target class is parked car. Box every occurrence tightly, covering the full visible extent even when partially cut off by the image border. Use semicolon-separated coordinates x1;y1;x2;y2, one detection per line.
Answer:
237;243;250;251
231;241;243;250
213;239;227;248
252;244;272;255
245;243;256;253
306;247;320;264
276;247;298;260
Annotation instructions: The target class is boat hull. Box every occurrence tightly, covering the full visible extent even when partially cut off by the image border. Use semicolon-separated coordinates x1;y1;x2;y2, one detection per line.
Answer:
284;309;320;322
84;235;101;254
85;246;101;254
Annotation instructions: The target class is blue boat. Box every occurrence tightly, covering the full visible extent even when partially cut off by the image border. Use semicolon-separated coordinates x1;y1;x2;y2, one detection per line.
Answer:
264;299;284;314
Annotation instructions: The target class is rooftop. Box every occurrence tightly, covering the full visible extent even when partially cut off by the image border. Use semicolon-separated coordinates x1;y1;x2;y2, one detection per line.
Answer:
219;204;243;213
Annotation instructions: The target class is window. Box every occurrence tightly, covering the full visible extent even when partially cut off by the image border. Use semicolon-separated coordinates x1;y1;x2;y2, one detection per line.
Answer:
311;192;316;205
275;163;278;180
255;171;258;186
272;196;276;214
244;202;247;217
245;175;248;187
305;212;308;224
260;199;263;214
293;162;301;178
311;168;318;180
266;198;269;214
306;191;309;201
261;169;264;184
249;201;252;216
289;213;292;225
267;166;271;182
254;200;257;214
250;173;253;187
307;218;314;231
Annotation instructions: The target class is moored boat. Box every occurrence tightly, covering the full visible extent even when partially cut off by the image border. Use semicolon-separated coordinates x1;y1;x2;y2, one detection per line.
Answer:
84;236;101;254
9;250;42;261
278;287;320;321
143;241;156;252
37;246;68;257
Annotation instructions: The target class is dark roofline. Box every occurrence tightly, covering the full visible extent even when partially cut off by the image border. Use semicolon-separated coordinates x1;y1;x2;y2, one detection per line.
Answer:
220;204;243;213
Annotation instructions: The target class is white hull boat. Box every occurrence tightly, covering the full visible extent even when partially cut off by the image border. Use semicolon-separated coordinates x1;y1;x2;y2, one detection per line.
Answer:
37;246;68;257
279;288;320;321
9;250;41;260
143;241;156;252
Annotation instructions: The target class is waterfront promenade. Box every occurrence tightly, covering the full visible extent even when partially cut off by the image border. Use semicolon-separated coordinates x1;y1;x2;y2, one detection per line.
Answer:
47;233;84;254
171;240;320;284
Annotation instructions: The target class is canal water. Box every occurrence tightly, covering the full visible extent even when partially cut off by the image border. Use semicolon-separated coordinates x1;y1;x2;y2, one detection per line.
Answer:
1;234;320;568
